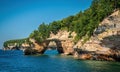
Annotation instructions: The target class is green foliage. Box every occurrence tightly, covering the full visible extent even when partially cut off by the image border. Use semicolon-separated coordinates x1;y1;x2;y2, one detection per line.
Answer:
3;38;31;47
28;0;120;43
49;21;61;34
4;0;120;46
68;32;73;38
29;22;50;43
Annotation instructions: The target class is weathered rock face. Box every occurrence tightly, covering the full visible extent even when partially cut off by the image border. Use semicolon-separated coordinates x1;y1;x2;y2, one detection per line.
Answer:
74;10;120;61
48;30;76;40
61;40;74;55
24;10;120;61
24;48;38;55
48;30;76;55
74;49;115;61
24;31;76;55
29;39;49;54
25;38;63;54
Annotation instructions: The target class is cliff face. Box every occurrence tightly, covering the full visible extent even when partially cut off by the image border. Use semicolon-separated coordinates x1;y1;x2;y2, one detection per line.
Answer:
25;31;76;55
48;30;76;55
24;10;120;61
5;10;120;61
74;10;120;61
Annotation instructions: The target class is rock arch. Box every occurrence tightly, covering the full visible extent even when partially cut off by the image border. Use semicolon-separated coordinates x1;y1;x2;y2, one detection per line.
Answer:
24;38;75;55
44;39;64;54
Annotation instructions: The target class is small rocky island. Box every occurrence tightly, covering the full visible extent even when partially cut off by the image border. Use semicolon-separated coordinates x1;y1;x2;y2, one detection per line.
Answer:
3;0;120;62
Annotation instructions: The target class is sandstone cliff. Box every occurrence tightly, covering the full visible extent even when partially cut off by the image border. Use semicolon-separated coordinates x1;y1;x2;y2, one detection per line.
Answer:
23;10;120;61
25;30;76;55
48;30;76;55
74;10;120;61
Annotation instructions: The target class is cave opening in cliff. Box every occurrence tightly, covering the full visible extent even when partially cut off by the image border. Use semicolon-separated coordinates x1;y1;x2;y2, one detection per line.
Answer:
44;41;59;55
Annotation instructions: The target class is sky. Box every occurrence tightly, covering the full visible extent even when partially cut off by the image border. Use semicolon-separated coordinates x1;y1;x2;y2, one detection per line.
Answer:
0;0;92;48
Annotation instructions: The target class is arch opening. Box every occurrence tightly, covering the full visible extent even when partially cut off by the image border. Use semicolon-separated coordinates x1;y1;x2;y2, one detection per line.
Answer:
44;41;58;55
44;39;64;55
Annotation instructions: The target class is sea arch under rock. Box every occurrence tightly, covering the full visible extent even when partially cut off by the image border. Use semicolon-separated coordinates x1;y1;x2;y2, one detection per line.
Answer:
24;38;75;55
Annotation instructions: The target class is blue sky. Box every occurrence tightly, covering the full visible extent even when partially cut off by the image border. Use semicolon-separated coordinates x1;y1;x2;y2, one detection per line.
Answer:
0;0;92;48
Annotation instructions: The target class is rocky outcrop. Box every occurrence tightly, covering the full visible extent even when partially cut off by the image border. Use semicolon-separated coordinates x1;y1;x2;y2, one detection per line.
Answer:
24;48;38;55
28;39;49;54
61;40;74;55
74;49;115;61
3;42;32;51
48;30;76;40
24;31;76;55
48;30;76;55
73;10;120;61
24;10;120;61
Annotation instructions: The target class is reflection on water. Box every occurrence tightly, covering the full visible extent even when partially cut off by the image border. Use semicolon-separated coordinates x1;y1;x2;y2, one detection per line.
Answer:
0;50;120;72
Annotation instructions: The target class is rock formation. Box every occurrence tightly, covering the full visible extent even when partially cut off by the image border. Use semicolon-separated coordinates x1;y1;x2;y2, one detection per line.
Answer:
24;30;76;55
74;10;120;61
24;10;120;61
3;42;32;51
3;10;120;61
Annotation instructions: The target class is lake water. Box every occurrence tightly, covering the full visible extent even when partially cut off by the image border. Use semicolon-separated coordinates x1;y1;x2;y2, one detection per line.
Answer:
0;50;120;72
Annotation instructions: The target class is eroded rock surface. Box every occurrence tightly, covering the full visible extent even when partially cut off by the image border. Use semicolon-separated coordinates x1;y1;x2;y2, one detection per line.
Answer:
24;10;120;61
74;10;120;61
24;31;76;55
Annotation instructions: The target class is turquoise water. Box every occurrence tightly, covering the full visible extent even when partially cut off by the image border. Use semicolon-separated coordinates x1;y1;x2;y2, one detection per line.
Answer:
0;50;120;72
